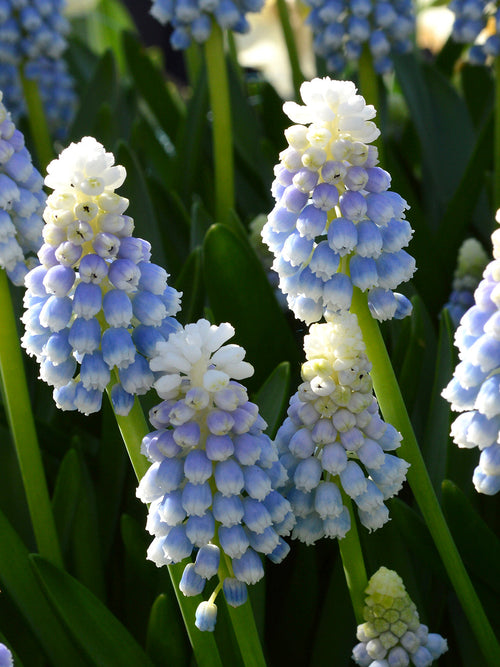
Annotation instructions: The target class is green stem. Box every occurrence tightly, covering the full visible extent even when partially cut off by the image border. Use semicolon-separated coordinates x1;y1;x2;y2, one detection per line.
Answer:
204;23;235;223
217;553;267;667
185;43;203;88
350;288;500;666
0;271;63;567
19;69;54;172
107;385;224;667
276;0;303;101
494;56;500;211
337;493;368;624
358;47;384;166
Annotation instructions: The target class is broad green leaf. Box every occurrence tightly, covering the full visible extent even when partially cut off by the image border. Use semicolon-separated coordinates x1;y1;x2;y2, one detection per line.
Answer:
122;31;185;141
31;555;154;667
131;115;175;186
69;50;118;141
51;448;82;558
0;509;86;666
115;142;167;269
460;63;494;128
175;247;205;325
253;361;291;438
146;594;191;667
442;480;500;595
83;0;136;74
203;224;301;389
146;176;190;276
65;37;100;89
422;309;456;495
173;65;211;206
190;198;214;252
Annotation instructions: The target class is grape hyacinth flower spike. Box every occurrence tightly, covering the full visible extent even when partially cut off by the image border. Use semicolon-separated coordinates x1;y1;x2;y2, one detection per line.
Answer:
352;567;448;666
275;311;409;543
262;77;415;325
0;0;75;139
149;0;265;50
136;318;294;631
442;210;500;495
444;238;488;327
0;90;44;286
305;0;414;74
21;136;182;416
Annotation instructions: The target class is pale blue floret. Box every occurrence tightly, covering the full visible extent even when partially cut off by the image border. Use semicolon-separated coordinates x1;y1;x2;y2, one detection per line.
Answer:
150;0;264;49
195;601;217;632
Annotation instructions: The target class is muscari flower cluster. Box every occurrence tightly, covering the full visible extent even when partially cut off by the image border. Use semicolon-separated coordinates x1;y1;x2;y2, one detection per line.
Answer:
449;0;500;64
275;311;409;544
305;0;414;75
149;0;265;50
442;210;500;496
136;319;294;631
0;0;75;139
444;237;488;327
262;77;415;326
352;567;448;667
0;89;44;285
21;137;182;416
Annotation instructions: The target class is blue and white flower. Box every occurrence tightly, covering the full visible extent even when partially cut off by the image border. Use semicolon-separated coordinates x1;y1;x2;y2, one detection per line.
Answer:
442;210;500;495
0;90;44;285
136;318;293;631
275;311;409;543
262;77;415;325
22;137;182;415
352;567;448;667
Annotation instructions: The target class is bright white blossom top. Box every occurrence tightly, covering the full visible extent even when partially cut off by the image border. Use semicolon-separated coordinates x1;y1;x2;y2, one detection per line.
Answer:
283;79;380;144
262;77;415;325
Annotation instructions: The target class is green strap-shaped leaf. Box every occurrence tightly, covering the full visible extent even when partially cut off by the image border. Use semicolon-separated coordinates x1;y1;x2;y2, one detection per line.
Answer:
69;50;118;141
422;309;456;495
51;449;82;558
175;247;206;325
30;555;154;667
253;361;291;438
442;480;500;595
203;224;301;390
122;31;185;141
146;594;192;667
0;509;87;666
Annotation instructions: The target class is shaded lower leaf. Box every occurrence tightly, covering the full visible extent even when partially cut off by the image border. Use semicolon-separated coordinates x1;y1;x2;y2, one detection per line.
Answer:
30;555;154;667
51;448;82;559
147;594;192;667
0;509;87;666
175;247;205;325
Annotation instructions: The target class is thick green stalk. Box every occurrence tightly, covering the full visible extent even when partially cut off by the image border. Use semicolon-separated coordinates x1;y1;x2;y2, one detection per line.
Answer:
19;69;54;171
204;23;234;223
218;554;267;667
276;0;303;100
0;270;63;567
358;47;384;166
495;56;500;211
338;492;368;624
109;384;225;667
350;288;500;666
